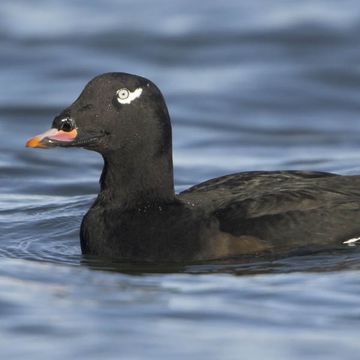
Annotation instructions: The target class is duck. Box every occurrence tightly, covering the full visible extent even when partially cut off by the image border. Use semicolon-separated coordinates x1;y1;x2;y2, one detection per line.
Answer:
26;72;360;262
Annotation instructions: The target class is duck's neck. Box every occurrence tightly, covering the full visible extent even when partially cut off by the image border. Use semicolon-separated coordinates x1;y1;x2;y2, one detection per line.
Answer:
99;149;175;208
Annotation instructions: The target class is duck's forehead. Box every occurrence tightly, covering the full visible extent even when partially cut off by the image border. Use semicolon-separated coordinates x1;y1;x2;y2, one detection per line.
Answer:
79;76;140;102
88;74;144;92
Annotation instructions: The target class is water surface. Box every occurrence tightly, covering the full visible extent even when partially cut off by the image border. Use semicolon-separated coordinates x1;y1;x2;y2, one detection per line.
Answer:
1;0;360;358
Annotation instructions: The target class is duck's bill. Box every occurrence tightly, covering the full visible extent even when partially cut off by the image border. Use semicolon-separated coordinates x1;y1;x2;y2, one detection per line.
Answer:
26;128;78;149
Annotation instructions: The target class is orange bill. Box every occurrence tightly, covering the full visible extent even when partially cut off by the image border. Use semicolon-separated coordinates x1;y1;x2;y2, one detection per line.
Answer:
26;128;78;148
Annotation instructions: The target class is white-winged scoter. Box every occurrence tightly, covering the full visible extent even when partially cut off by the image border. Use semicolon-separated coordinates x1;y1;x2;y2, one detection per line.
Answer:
26;72;360;261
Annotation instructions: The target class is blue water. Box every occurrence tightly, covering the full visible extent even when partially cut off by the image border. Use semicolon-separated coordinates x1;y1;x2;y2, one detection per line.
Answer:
1;0;360;358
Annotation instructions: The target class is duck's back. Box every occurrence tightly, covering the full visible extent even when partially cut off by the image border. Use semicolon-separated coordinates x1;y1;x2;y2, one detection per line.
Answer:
179;171;360;253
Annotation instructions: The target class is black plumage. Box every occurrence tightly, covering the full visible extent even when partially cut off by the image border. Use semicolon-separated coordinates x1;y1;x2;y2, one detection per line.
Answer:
27;73;360;262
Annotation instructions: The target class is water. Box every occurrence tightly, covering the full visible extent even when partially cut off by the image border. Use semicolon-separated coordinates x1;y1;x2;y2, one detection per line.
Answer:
1;0;360;358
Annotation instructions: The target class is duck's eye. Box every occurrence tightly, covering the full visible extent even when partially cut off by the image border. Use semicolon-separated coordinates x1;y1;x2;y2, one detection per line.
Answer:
115;87;143;105
59;118;74;132
116;88;130;100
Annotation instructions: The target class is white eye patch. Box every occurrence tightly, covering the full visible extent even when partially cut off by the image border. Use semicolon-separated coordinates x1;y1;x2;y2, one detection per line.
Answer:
116;87;143;105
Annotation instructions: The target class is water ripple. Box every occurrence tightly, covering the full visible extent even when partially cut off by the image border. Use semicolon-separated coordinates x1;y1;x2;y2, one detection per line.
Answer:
1;0;360;358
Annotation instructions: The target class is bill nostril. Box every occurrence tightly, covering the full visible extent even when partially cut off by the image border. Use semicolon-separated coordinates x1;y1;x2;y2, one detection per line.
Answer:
59;118;75;132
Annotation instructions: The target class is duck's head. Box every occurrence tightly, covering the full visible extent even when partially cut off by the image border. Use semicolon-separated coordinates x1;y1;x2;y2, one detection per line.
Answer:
26;72;172;157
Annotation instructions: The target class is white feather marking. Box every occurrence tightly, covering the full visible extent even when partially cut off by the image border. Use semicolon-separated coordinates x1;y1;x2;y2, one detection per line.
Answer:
117;88;143;105
343;236;360;246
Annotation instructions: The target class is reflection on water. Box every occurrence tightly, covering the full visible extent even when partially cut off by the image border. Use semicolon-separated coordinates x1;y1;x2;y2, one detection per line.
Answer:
1;0;360;358
82;248;360;276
